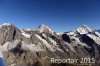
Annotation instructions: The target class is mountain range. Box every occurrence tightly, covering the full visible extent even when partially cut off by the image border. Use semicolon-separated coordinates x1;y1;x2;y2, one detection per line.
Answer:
0;23;100;66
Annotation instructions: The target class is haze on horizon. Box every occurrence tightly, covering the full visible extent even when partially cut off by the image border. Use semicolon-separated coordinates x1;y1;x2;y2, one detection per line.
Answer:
0;0;100;32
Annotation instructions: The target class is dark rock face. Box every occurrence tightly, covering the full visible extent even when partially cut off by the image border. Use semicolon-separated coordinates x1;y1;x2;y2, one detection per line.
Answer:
80;34;95;46
0;23;100;66
62;34;71;43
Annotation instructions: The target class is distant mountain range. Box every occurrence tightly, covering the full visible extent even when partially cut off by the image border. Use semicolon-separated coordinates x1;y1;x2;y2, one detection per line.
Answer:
0;23;100;66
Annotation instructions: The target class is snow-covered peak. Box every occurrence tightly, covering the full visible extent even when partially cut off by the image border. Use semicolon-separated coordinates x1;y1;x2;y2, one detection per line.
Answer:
37;24;53;33
39;24;46;27
38;24;49;29
75;25;93;34
2;23;12;26
0;23;12;28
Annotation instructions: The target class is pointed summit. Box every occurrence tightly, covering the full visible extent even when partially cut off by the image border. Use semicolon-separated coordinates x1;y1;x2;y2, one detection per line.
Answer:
0;22;13;28
37;24;53;33
75;25;93;34
38;24;50;29
2;22;12;26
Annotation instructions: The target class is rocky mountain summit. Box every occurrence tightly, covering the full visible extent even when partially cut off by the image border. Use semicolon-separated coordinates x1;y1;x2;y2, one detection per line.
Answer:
0;23;100;66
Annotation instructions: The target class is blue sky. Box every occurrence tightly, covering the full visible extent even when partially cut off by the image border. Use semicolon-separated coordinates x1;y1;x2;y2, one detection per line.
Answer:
0;0;100;32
